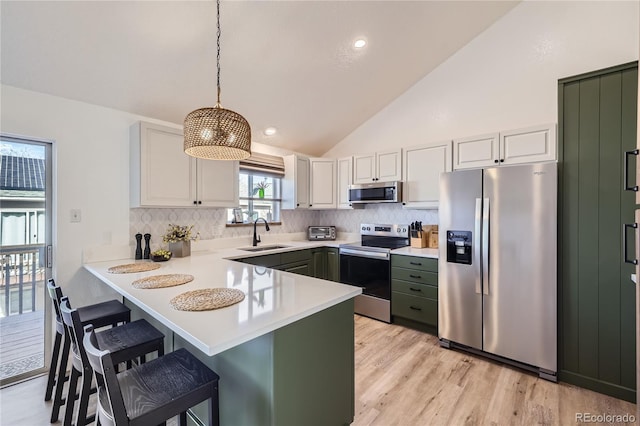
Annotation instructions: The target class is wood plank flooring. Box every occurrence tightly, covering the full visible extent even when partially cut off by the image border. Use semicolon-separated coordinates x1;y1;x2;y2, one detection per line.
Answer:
0;314;636;425
353;315;637;425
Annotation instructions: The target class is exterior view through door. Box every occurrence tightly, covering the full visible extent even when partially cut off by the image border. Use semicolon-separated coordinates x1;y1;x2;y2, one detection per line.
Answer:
0;136;52;385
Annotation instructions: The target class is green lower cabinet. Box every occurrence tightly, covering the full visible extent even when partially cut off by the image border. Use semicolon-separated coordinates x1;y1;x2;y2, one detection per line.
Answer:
280;260;312;276
326;248;340;282
311;248;327;279
390;254;438;334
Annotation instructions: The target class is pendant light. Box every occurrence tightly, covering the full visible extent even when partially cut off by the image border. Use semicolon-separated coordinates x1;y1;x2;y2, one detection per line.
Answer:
184;0;251;160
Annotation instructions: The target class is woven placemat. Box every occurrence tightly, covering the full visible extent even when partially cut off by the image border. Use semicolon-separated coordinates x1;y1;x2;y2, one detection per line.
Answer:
107;263;161;274
132;274;194;289
170;288;245;311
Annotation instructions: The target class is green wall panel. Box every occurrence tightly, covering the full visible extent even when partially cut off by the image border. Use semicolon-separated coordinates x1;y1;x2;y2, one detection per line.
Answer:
559;61;637;403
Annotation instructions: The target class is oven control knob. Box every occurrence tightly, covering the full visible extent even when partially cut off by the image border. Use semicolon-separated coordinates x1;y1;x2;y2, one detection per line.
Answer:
367;227;371;231
361;226;366;231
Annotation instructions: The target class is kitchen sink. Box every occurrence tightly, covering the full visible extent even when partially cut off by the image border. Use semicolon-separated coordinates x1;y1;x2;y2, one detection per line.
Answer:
238;245;291;252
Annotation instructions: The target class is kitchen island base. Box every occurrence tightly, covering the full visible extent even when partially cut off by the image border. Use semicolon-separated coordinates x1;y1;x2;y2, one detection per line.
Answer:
127;299;355;426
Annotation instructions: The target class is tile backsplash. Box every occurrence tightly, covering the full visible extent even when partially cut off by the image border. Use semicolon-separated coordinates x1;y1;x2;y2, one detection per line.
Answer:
130;204;438;251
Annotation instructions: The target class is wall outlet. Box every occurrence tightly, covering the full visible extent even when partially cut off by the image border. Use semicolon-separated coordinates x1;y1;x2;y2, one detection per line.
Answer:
70;209;81;223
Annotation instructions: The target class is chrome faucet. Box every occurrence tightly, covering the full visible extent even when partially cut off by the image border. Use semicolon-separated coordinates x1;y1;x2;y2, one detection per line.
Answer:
253;218;270;246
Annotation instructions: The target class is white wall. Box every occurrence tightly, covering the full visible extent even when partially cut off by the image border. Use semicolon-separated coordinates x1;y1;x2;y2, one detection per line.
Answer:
0;85;308;306
325;1;639;158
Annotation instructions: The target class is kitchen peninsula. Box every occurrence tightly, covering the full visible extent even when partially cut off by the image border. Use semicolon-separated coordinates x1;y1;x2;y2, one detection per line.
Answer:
84;246;361;426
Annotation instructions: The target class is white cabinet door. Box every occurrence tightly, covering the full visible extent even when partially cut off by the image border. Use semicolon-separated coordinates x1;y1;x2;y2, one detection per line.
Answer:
282;155;310;209
197;159;239;207
337;157;353;209
353;154;376;184
309;158;336;209
501;123;556;165
402;141;452;209
131;122;196;207
453;133;500;170
377;150;402;181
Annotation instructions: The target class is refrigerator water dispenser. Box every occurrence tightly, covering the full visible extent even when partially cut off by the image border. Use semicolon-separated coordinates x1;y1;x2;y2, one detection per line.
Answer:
446;230;472;264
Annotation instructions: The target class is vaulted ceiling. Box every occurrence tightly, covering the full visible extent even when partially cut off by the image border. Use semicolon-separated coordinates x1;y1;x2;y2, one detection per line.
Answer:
1;1;518;156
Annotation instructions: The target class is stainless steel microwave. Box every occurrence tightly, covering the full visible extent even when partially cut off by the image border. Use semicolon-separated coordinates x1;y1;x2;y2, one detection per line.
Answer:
348;181;402;204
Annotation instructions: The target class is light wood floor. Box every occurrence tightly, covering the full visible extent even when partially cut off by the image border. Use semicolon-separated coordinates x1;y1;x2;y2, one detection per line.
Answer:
353;315;636;425
0;315;636;425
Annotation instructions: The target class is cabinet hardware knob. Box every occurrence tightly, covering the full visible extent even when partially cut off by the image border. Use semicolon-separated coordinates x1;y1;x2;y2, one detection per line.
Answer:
297;203;300;207
193;201;197;205
198;200;202;204
500;159;505;163
494;160;499;163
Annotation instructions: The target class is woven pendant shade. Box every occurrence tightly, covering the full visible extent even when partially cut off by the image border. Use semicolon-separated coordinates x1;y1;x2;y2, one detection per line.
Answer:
184;106;251;160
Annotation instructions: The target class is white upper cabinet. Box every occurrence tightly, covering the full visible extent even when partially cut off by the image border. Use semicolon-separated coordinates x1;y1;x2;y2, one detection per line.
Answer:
500;124;557;165
336;157;353;209
309;158;337;209
353;149;402;184
130;121;238;208
282;155;310;209
452;132;500;170
402;140;452;209
453;124;556;170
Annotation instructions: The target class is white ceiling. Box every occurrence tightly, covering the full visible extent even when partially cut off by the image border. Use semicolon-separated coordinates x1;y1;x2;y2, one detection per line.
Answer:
1;1;518;156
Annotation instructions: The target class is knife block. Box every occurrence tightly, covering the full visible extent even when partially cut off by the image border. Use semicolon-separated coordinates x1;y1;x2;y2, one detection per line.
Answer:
410;232;428;248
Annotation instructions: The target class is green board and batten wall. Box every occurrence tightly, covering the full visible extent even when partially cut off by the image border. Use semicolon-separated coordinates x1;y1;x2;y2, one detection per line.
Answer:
559;61;637;402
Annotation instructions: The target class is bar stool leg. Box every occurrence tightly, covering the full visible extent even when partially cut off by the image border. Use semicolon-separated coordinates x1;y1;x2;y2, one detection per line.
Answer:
74;368;93;426
63;367;80;426
50;336;70;423
45;330;62;401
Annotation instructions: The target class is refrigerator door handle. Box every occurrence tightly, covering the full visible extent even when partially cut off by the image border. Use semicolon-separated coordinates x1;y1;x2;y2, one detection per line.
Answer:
482;197;490;295
623;222;638;265
474;198;482;294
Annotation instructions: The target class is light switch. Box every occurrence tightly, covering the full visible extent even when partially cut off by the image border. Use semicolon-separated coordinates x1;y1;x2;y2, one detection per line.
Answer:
70;209;81;223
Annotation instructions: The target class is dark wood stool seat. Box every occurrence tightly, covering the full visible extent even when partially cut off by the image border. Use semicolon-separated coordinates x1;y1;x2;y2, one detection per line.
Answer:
84;326;220;426
60;297;165;426
45;279;131;423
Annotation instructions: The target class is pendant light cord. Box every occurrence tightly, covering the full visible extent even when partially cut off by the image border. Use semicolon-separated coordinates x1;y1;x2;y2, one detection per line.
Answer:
216;0;221;106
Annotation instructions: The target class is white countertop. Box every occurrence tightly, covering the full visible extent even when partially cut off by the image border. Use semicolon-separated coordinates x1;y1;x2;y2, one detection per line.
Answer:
391;246;439;259
85;249;361;356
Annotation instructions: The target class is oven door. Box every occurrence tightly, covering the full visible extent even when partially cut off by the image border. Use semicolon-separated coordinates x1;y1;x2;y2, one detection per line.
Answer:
339;248;390;300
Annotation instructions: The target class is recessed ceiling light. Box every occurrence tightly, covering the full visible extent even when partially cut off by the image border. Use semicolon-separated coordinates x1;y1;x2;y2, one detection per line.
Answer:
354;39;367;49
264;127;277;136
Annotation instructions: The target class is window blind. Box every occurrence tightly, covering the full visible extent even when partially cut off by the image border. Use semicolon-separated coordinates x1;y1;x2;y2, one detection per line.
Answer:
239;152;285;177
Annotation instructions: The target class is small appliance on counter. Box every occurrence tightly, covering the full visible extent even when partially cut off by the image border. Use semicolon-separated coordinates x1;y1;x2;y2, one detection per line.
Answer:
307;226;336;241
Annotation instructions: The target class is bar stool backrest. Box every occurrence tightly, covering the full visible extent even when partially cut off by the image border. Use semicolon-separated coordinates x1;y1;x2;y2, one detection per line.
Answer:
46;279;65;334
83;325;127;426
59;297;87;372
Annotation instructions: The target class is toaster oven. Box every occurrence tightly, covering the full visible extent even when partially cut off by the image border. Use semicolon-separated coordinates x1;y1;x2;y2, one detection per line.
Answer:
308;226;336;241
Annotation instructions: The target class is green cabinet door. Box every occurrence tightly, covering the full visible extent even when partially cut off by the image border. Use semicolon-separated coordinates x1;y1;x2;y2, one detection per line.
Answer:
311;248;327;279
559;61;637;402
326;248;340;282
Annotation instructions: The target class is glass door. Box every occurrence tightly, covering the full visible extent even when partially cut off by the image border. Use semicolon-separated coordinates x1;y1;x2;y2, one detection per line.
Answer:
0;135;53;385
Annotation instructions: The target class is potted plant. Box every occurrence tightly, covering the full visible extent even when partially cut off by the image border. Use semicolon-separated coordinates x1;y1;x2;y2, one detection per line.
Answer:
162;224;199;257
253;180;270;199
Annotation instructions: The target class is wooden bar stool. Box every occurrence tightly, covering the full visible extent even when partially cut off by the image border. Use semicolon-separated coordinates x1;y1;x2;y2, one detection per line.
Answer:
83;325;220;426
60;297;165;426
45;279;132;423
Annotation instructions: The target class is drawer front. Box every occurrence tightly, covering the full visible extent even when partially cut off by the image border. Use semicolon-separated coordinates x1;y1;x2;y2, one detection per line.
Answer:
281;249;311;265
391;267;438;286
392;279;438;299
392;292;437;326
391;255;437;272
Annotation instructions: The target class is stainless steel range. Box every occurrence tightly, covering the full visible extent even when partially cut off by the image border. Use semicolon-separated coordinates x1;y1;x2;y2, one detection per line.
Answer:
339;223;409;322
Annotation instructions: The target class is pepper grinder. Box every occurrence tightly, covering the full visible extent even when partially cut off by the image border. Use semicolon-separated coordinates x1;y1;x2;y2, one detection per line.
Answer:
135;233;143;260
143;233;151;259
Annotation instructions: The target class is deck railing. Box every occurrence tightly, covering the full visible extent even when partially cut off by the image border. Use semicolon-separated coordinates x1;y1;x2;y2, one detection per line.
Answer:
0;244;45;316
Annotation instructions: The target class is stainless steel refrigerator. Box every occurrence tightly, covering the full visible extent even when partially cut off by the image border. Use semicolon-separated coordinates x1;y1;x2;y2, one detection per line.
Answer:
438;162;557;381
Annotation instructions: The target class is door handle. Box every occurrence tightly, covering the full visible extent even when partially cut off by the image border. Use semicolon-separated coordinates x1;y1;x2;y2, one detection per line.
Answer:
474;198;482;294
482;198;490;295
624;149;638;191
623;223;638;264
